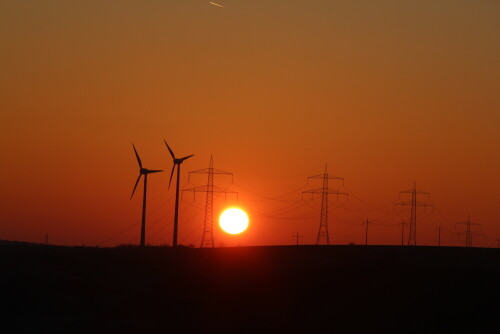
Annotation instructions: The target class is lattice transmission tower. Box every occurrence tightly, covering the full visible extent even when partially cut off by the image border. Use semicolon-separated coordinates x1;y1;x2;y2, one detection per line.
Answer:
396;182;432;246
453;215;482;247
303;164;347;245
183;156;237;248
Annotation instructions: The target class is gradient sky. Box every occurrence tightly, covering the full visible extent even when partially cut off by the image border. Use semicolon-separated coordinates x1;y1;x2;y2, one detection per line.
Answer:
1;0;499;247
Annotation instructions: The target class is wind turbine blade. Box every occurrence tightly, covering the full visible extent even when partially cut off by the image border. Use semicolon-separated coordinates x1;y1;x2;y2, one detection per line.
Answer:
148;169;163;174
132;143;143;169
130;174;143;199
179;154;194;162
168;165;176;189
163;140;176;160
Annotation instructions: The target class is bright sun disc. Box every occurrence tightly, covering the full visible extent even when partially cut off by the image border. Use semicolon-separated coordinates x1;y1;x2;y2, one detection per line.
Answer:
219;208;249;235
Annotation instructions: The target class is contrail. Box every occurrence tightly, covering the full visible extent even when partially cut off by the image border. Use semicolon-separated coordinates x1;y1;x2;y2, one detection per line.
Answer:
209;2;225;8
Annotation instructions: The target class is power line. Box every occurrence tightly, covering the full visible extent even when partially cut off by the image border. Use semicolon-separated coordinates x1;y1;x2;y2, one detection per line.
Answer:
258;200;309;217
342;185;395;214
231;182;308;203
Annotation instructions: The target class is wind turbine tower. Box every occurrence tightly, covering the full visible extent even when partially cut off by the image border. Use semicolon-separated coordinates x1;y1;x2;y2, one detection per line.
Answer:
164;140;194;247
183;156;237;248
396;182;432;246
303;164;347;245
130;144;163;247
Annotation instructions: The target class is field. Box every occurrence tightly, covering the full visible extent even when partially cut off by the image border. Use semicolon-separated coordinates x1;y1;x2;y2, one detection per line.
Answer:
1;242;498;333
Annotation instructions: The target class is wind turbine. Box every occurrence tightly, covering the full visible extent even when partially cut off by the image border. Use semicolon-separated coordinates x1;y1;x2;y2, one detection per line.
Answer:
164;140;194;247
131;144;162;247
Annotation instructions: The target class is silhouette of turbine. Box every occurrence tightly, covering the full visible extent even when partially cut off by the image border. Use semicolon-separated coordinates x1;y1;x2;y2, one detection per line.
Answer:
130;144;162;247
164;140;194;247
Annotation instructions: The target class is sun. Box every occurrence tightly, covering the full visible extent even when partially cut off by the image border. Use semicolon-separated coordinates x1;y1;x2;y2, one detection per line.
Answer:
219;208;249;235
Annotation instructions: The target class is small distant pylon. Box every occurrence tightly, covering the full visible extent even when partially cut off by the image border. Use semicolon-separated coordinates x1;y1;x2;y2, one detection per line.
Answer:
292;232;303;246
453;215;482;247
436;225;443;246
396;182;432;246
44;232;49;246
183;156;237;248
303;164;347;245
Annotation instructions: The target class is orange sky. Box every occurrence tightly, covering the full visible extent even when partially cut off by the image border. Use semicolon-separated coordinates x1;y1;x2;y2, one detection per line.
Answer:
1;0;499;248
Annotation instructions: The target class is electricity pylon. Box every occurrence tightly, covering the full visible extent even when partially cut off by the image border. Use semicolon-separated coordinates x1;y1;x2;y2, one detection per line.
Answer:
303;164;347;245
454;215;482;247
395;182;432;246
183;156;237;248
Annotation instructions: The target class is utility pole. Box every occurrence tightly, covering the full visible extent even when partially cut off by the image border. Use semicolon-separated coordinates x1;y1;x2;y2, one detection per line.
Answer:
292;232;303;246
497;238;500;249
44;233;49;246
363;219;373;246
436;225;443;246
303;164;347;245
183;156;237;248
399;220;405;246
454;215;482;248
395;182;432;246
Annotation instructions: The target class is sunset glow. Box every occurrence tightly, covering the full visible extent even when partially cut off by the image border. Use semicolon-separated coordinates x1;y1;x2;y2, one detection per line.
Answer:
219;208;249;235
0;1;497;332
0;1;498;248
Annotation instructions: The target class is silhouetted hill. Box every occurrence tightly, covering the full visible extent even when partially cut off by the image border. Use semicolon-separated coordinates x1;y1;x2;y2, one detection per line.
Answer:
0;243;498;333
0;239;43;246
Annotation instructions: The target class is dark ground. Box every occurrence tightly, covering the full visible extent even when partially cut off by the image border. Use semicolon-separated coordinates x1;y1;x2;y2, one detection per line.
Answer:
0;241;498;333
